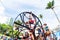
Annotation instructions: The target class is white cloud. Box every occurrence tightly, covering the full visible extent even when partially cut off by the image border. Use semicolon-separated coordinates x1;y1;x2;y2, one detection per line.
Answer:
0;5;8;23
0;16;8;23
1;0;60;10
0;6;5;14
0;0;52;10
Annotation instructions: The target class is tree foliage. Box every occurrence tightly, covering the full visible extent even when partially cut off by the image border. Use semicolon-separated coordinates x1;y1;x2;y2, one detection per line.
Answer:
39;14;43;19
0;20;22;38
46;0;54;9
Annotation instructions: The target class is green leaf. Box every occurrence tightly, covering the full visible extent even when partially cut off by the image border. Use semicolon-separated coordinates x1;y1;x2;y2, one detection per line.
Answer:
46;0;54;9
52;0;54;6
46;7;50;9
48;2;52;8
39;14;43;19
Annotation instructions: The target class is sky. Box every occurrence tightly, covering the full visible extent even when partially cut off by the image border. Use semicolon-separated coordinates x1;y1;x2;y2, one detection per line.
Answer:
0;0;60;38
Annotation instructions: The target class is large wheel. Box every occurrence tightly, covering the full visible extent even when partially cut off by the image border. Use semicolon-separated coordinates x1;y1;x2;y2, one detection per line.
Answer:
13;12;42;39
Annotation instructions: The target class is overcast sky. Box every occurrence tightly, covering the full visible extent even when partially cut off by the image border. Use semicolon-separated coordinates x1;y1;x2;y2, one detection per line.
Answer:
0;0;60;30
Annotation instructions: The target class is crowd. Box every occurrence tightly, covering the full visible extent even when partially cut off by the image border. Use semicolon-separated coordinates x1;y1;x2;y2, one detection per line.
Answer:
13;15;57;40
0;35;13;40
0;15;58;40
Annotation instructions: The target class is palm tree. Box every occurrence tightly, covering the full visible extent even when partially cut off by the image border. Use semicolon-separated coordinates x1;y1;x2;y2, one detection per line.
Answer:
39;14;43;19
46;0;59;39
46;0;60;23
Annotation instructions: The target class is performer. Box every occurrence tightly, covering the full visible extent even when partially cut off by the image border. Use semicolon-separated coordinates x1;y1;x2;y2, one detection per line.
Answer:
29;15;34;24
25;15;36;29
43;23;51;36
43;23;51;40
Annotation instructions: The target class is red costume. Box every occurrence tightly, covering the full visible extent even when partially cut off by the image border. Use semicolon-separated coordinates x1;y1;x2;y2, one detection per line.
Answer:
29;19;34;24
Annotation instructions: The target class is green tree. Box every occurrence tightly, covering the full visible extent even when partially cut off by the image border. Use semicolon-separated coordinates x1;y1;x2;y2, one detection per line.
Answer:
39;14;44;24
11;20;22;39
0;23;12;35
0;24;3;32
39;14;43;19
46;0;60;23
